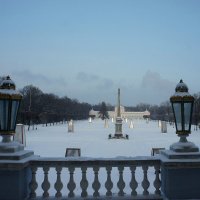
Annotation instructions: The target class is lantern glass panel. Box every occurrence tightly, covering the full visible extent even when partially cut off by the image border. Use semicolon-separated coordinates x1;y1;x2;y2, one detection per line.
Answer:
10;100;20;130
184;102;192;131
173;102;182;131
0;99;9;131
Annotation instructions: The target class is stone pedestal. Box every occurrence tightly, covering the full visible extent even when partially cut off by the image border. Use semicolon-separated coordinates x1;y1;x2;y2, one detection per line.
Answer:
170;136;199;153
160;150;200;199
0;164;32;200
0;140;34;200
114;117;123;137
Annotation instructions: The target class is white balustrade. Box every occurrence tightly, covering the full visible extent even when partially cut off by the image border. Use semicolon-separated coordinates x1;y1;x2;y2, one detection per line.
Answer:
67;166;76;197
29;166;38;199
142;165;150;195
117;166;125;196
41;166;50;198
29;157;161;199
154;164;161;195
54;166;63;198
92;166;101;197
130;166;137;196
105;166;113;196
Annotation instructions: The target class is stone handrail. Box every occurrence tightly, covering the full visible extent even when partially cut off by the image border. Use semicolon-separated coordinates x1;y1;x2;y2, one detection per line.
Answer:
28;156;162;199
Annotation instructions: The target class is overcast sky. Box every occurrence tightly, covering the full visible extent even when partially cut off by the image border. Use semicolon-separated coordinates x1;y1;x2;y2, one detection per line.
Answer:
1;0;200;106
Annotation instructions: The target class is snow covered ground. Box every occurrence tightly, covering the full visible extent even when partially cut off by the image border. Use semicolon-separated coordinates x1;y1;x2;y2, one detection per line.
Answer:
17;119;200;197
24;119;200;158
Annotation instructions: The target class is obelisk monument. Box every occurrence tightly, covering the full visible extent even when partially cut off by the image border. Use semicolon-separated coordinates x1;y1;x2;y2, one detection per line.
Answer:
114;88;123;138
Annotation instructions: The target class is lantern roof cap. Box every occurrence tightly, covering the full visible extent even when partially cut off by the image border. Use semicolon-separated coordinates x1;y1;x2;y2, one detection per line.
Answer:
0;76;22;98
0;76;16;90
170;79;194;101
175;79;188;93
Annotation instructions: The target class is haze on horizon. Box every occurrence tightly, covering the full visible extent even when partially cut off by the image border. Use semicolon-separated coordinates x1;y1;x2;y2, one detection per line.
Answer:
1;0;200;106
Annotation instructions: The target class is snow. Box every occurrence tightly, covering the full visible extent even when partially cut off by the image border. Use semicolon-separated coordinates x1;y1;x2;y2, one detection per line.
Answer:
24;119;200;158
9;119;200;197
0;88;21;96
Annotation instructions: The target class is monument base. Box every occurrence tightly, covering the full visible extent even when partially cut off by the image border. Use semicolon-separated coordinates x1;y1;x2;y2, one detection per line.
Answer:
108;133;129;139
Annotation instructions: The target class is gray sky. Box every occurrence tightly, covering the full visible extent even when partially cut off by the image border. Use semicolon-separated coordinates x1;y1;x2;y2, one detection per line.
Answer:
1;0;200;106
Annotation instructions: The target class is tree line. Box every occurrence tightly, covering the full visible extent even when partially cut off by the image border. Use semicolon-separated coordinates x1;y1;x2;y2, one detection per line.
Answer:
18;85;92;126
17;85;200;127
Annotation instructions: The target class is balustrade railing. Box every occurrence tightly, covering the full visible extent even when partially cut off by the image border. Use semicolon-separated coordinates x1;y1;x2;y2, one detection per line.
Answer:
29;156;162;199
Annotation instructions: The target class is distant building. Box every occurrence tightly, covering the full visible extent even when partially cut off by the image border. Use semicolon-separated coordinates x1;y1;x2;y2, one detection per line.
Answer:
89;108;99;119
89;106;150;119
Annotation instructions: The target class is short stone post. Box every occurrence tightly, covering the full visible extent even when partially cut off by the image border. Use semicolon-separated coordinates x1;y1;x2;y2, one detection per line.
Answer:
88;117;92;123
161;121;167;133
13;124;26;146
68;119;74;132
158;120;161;128
129;121;134;129
104;119;109;128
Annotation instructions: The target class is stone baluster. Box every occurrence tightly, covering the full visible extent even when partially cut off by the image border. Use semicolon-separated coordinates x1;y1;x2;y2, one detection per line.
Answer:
29;166;38;199
92;166;101;197
117;166;125;196
129;166;138;196
67;166;76;197
41;166;50;198
80;166;88;197
54;166;63;198
153;164;161;195
105;166;113;196
142;165;150;195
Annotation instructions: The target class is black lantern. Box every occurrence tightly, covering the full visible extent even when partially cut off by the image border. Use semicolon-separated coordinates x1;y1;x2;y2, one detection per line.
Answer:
170;79;199;152
170;79;194;135
0;76;22;137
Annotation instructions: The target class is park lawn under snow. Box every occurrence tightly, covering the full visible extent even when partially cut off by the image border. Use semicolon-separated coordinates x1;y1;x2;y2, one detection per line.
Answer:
24;119;200;158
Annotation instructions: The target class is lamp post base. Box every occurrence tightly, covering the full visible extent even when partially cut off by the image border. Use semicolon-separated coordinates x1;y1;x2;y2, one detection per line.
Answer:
170;135;199;153
0;141;24;153
0;135;24;153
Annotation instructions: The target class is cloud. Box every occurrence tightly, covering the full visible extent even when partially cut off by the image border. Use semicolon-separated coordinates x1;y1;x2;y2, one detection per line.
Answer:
96;78;114;89
141;70;175;92
76;72;114;89
76;72;100;82
76;71;114;95
8;69;176;105
138;70;176;104
72;71;116;104
74;70;174;105
10;69;68;96
14;70;52;84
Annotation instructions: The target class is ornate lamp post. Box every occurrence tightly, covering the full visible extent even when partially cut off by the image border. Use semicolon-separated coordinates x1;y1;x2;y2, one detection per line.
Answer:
0;76;34;200
170;79;199;152
0;76;23;152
